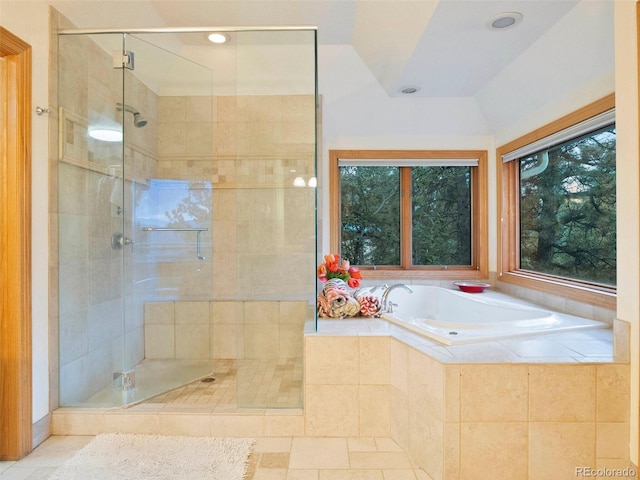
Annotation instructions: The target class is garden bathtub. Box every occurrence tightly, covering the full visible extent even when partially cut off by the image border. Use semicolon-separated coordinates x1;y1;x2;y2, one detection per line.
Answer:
378;285;608;345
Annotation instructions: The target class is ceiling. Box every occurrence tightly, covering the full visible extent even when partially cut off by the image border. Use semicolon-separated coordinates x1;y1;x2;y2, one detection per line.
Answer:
50;0;609;100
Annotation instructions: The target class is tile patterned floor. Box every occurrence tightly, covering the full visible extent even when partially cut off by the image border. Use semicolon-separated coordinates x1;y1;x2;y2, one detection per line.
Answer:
146;358;303;409
0;435;430;480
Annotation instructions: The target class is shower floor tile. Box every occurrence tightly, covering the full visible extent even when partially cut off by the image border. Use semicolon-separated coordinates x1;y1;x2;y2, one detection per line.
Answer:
145;358;303;410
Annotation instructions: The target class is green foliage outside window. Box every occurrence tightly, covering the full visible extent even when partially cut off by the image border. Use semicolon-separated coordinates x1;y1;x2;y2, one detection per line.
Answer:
519;125;616;285
412;166;471;266
340;166;401;265
340;165;472;267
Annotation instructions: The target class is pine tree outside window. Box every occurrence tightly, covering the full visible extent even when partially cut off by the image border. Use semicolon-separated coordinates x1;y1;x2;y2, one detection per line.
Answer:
329;150;488;280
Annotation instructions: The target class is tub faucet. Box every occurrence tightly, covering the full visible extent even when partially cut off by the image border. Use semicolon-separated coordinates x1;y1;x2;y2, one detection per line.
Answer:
369;283;389;294
381;284;413;313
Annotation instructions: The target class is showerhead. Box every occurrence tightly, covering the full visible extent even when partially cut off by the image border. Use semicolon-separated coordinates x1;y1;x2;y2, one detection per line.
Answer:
132;112;148;128
116;102;148;128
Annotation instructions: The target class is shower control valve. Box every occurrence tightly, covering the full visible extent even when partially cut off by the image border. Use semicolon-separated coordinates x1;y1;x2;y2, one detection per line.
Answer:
111;233;134;251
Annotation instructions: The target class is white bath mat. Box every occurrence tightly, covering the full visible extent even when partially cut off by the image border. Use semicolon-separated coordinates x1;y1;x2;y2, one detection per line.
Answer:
48;433;254;480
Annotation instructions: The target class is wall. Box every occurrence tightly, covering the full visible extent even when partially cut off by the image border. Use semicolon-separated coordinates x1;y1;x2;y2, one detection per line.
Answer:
144;300;308;360
153;94;317;300
614;0;640;464
0;0;51;425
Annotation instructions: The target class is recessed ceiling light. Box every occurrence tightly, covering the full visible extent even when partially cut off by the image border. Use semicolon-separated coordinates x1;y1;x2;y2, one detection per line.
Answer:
207;33;229;44
399;86;420;95
489;12;523;30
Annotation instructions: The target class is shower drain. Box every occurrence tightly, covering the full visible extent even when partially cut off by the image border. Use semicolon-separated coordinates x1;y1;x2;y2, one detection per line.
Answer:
201;377;216;383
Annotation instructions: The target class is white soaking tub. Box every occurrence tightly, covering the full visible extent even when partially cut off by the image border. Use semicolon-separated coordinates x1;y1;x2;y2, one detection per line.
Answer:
378;285;609;345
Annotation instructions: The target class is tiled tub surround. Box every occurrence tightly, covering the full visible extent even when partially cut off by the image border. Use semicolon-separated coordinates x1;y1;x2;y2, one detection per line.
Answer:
304;320;630;480
53;316;630;479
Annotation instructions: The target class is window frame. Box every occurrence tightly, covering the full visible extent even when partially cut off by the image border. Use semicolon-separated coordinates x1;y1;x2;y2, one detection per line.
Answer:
497;94;616;309
329;149;488;280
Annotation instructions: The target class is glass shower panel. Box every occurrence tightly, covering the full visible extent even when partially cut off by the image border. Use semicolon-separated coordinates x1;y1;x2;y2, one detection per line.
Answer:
123;34;216;403
58;32;128;406
58;31;216;407
233;30;318;408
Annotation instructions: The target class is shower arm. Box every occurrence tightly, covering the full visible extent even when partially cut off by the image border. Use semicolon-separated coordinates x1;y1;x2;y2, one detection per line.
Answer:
116;103;139;115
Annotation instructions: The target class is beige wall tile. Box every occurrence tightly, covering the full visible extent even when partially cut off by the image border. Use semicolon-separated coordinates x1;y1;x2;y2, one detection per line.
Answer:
185;123;214;155
595;459;638;479
175;301;209;325
407;348;444;420
390;388;409;452
529;422;595;480
244;324;279;359
144;324;175;359
186;96;214;123
210;301;243;325
209;415;265;437
359;385;391;437
157;122;186;155
245;301;280;325
279;301;308;325
529;365;596;422
305;337;359;385
158;96;186;121
613;319;630;362
279;324;303;358
175;324;209;359
597;364;630;423
597;423;630;460
51;412;106;435
460;364;527;422
408;408;443;479
104;412;159;434
211;323;239;359
444;422;460;480
444;366;460;423
263;414;305;437
460;422;528;480
305;385;359;437
360;337;391;385
390;340;409;396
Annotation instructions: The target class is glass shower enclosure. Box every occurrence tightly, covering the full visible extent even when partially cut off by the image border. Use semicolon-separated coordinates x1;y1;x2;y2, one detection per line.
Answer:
56;28;317;408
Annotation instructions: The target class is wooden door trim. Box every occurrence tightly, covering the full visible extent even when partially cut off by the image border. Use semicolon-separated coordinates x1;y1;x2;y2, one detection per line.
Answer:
0;26;33;460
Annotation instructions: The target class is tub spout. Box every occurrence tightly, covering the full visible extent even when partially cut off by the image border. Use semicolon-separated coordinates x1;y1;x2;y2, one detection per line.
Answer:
381;284;413;313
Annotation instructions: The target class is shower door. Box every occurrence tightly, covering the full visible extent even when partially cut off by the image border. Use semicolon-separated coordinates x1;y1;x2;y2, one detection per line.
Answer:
58;32;213;407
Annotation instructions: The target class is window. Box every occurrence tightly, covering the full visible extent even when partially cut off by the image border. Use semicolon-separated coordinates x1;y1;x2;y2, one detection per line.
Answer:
498;94;616;308
330;150;488;280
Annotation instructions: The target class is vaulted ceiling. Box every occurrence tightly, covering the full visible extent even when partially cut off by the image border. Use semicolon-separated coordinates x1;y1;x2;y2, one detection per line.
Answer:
50;0;615;134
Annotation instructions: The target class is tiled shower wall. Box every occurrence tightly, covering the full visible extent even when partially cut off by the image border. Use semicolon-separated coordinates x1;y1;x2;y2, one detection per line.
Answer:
144;300;309;359
153;94;317;300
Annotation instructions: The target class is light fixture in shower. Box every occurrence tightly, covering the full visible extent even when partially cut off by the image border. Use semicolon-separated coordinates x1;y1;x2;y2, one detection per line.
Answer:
88;127;123;142
207;32;229;44
116;102;148;127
